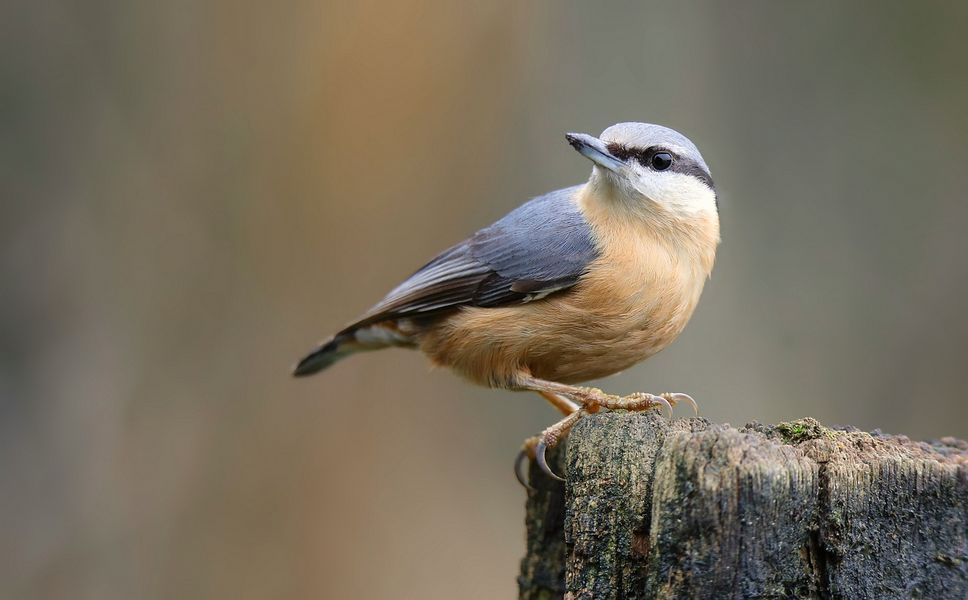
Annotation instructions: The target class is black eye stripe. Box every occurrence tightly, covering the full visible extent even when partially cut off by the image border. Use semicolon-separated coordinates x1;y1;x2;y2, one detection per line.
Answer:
605;142;715;192
605;143;678;169
605;142;658;165
678;161;715;191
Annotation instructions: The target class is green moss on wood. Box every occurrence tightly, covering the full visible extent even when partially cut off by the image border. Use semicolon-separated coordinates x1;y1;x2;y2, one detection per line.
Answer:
775;417;833;444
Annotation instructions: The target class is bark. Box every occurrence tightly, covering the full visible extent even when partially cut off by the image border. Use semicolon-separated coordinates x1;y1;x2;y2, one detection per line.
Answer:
518;413;968;599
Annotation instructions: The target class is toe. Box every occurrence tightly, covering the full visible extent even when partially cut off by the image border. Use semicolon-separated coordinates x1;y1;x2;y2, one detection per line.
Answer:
536;439;565;482
651;394;673;418
514;448;535;491
662;392;699;416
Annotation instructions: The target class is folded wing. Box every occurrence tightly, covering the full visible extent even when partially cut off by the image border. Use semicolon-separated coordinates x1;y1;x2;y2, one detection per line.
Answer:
345;185;598;332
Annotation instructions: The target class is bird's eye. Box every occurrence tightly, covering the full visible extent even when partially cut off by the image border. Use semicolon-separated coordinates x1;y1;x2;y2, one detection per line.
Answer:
650;152;673;171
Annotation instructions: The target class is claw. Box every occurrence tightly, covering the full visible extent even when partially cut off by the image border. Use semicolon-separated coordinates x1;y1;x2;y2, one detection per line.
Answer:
619;392;673;418
653;394;673;419
514;448;535;491
536;439;565;482
664;392;699;416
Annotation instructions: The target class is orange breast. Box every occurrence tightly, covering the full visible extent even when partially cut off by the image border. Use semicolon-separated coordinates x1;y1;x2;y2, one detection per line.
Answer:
418;209;715;387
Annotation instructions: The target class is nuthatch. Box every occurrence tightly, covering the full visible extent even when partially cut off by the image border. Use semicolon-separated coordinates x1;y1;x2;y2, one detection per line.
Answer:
294;122;720;483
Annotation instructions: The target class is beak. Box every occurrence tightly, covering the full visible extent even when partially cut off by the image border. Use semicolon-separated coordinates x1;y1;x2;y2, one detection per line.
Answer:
565;133;625;173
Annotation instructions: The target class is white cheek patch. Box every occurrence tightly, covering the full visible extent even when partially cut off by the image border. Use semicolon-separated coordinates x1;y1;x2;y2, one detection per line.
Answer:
632;171;718;216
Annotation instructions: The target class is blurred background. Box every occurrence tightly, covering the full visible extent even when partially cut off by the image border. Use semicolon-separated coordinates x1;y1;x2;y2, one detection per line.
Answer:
3;1;967;598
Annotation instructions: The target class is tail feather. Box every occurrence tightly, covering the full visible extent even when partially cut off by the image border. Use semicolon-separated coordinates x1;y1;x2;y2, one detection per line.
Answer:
292;334;355;377
293;321;418;377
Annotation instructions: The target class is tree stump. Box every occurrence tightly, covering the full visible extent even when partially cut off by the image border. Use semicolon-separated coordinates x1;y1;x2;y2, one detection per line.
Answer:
518;412;968;599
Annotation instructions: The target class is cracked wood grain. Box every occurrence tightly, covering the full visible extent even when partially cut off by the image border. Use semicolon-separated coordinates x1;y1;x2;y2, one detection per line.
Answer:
519;413;968;600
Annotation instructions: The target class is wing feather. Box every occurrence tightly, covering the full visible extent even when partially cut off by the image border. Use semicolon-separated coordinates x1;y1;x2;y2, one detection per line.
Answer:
346;185;597;331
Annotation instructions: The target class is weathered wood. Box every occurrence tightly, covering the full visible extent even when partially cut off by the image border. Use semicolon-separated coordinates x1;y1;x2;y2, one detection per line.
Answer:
519;445;568;600
519;413;968;600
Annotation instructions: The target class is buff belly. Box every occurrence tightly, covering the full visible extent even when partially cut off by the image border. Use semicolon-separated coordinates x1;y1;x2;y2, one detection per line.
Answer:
417;270;705;387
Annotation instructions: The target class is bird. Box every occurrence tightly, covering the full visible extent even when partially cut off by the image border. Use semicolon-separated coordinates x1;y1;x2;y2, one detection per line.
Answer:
293;122;720;485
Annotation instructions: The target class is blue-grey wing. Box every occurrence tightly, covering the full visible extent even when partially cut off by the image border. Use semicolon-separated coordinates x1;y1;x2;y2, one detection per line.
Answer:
348;185;598;329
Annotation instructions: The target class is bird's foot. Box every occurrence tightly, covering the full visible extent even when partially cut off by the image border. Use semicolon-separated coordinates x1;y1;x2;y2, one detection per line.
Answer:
515;388;699;488
594;391;699;418
514;435;540;490
516;407;589;486
569;386;614;413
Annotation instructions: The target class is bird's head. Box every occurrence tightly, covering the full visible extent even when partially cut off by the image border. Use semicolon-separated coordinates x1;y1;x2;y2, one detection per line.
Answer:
567;122;717;221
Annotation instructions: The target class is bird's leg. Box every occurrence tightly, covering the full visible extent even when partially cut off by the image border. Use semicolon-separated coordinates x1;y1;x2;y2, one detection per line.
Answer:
515;407;589;486
538;390;581;417
520;391;580;458
522;392;580;459
512;375;699;485
512;373;617;410
512;374;621;484
515;391;579;489
532;407;587;482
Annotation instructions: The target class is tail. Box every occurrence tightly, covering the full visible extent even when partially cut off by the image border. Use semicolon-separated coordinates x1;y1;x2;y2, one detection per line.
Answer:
292;333;357;377
292;323;415;377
